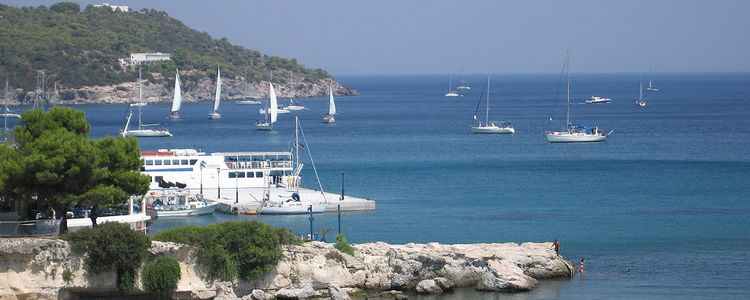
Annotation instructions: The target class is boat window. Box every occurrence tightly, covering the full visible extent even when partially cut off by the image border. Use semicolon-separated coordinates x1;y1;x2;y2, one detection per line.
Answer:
164;160;171;165
172;160;180;165
228;172;236;179
154;176;163;183
256;171;263;177
189;159;197;165
237;172;245;178
145;160;153;165
246;172;255;178
181;159;188;165
155;160;162;165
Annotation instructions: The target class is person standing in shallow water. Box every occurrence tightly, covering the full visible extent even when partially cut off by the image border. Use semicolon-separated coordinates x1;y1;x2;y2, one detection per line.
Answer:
578;259;585;275
552;239;560;255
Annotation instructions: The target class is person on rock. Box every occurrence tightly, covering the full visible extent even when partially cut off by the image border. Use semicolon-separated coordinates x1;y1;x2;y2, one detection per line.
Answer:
552;239;560;255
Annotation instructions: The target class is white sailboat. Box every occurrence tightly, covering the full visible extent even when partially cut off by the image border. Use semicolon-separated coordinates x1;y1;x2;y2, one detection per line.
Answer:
647;80;659;91
445;73;460;97
637;72;647;107
256;80;278;130
457;80;471;90
545;53;608;143
2;79;16;142
284;71;307;111
260;116;327;214
471;74;514;134
169;69;182;119
208;67;222;119
323;86;336;123
121;69;172;137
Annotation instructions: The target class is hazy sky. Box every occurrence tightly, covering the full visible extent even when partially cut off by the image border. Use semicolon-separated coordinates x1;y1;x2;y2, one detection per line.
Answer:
7;0;750;75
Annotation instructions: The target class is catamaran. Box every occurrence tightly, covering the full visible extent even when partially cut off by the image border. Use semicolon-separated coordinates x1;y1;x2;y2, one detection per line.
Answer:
208;67;222;119
637;72;647;107
471;73;514;134
120;69;172;137
256;80;278;130
169;69;182;119
445;73;460;97
323;86;336;123
545;52;608;143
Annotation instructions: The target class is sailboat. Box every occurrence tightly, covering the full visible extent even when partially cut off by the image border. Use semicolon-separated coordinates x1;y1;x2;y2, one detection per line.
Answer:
545;52;608;143
445;73;460;97
260;116;327;214
323;86;336;123
637;72;647;107
256;80;278;130
283;71;307;111
471;73;514;134
457;80;471;90
169;69;182;119
121;69;172;137
208;67;222;119
647;80;659;91
1;79;20;121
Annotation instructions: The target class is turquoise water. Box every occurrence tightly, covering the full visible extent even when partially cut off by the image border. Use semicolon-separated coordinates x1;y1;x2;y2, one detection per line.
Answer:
11;73;750;298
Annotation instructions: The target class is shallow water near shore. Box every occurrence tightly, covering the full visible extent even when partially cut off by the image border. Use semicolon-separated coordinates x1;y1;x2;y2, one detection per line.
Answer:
9;72;750;298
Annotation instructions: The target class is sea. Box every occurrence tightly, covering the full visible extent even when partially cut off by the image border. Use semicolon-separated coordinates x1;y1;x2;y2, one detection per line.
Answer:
7;72;750;299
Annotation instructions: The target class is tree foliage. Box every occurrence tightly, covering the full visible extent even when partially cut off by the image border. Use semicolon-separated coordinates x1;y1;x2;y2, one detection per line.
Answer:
152;221;301;281
334;234;354;256
142;256;181;299
0;3;330;93
61;221;151;294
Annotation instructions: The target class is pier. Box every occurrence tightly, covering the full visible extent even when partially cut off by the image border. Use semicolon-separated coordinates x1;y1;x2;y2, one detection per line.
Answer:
205;187;375;215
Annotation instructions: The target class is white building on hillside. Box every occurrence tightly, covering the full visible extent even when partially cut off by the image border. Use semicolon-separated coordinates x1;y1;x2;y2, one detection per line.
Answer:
130;53;171;63
93;3;129;12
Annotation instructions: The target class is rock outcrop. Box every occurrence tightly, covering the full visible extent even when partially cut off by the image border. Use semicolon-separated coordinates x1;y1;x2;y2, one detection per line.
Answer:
0;238;574;299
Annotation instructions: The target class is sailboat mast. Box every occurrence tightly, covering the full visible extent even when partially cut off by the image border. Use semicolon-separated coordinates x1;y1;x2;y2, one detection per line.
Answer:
639;72;644;100
566;52;570;132
295;116;299;169
138;68;143;130
485;73;490;126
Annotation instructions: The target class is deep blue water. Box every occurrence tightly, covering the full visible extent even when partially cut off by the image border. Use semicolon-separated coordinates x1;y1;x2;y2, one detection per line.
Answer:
7;72;750;299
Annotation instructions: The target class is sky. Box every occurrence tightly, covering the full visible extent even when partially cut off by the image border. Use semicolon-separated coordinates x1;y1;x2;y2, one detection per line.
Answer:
5;0;750;75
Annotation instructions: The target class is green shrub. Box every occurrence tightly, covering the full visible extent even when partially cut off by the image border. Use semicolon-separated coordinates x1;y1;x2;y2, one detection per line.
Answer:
334;234;354;256
143;256;181;299
62;269;74;283
61;222;150;294
152;221;301;281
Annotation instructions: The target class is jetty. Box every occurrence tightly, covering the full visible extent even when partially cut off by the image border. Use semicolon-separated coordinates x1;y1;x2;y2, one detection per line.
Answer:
205;187;375;215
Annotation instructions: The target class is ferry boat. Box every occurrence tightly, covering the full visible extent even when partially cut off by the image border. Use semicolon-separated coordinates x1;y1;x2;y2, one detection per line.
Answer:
139;149;300;193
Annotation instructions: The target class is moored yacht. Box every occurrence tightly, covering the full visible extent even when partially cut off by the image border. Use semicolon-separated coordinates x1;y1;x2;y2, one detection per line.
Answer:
585;96;612;104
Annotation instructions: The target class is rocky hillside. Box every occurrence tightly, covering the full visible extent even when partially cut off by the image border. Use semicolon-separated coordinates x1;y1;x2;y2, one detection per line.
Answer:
0;2;356;105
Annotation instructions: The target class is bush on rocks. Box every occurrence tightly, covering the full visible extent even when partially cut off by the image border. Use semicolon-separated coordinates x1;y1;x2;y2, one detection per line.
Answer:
142;256;181;299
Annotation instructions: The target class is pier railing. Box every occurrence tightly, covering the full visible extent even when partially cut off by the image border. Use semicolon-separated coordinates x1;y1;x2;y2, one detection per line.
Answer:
225;161;292;169
0;220;60;237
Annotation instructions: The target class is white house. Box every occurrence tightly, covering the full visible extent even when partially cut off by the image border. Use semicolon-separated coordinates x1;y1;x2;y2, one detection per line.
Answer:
93;3;129;12
130;53;172;64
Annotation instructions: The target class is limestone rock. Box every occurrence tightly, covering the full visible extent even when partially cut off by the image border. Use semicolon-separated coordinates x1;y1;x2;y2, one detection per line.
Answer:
328;284;351;300
434;277;455;291
476;260;538;292
416;279;442;294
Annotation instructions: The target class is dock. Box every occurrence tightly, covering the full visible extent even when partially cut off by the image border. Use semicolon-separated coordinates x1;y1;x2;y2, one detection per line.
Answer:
207;187;375;215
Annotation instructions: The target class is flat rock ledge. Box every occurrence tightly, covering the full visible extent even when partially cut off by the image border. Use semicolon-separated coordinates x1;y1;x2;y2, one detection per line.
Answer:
0;238;574;299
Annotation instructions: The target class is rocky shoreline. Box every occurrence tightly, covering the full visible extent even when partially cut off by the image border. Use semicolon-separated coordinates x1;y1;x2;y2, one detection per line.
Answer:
0;238;574;299
3;77;357;106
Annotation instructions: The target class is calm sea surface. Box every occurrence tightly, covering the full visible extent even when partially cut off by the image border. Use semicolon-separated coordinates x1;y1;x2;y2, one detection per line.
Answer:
9;73;750;299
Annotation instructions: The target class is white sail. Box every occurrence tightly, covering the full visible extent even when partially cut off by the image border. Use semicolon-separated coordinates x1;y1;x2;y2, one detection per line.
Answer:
213;67;221;112
269;82;278;123
328;87;336;115
171;70;182;113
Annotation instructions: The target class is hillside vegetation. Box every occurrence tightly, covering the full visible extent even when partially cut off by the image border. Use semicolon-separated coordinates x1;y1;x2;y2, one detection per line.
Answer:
0;2;329;91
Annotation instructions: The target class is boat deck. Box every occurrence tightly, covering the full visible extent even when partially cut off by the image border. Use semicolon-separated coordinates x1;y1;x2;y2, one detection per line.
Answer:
201;187;375;215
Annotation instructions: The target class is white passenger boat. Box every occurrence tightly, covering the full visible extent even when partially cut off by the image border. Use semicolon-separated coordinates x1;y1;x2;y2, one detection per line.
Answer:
145;189;217;217
585;96;612;104
545;52;609;143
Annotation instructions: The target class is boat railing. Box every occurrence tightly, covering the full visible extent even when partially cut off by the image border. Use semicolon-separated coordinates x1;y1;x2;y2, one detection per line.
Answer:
225;161;292;169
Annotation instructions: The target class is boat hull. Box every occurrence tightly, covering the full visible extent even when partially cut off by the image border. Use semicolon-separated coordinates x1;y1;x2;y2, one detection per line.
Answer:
259;108;290;114
256;122;273;131
208;112;221;120
546;132;606;143
445;92;460;97
149;203;217;217
637;100;647;107
122;129;173;137
260;202;327;215
472;125;515;134
237;100;261;105
323;115;335;123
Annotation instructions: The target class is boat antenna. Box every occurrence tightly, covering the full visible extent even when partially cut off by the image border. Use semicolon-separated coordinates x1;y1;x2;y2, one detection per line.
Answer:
297;120;328;202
